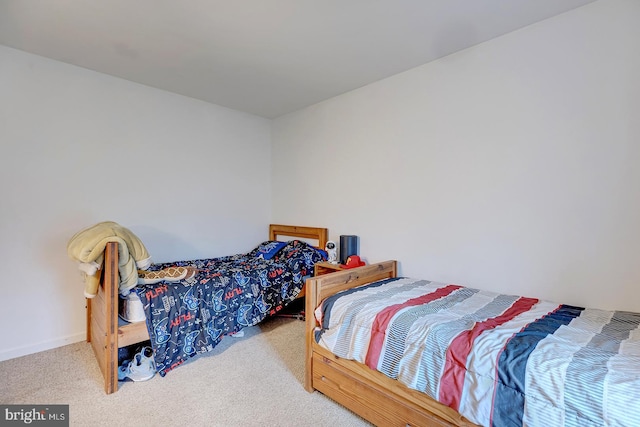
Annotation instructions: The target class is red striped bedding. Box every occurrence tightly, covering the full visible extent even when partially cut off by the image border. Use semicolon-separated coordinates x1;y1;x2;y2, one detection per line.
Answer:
314;277;640;427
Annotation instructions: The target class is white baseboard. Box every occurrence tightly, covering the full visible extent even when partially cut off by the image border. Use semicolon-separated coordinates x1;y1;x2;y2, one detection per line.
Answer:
0;332;86;362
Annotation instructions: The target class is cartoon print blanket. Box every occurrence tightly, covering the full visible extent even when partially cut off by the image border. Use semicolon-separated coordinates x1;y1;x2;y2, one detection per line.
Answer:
136;240;326;376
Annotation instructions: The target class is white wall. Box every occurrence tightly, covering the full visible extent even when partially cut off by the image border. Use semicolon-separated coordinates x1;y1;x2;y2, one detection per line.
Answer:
272;0;640;311
0;46;271;361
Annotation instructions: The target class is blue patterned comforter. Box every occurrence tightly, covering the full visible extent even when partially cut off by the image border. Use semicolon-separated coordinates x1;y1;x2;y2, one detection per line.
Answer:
136;240;326;376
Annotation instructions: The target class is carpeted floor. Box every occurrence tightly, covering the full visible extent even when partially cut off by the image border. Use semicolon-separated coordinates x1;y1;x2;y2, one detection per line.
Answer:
0;316;371;427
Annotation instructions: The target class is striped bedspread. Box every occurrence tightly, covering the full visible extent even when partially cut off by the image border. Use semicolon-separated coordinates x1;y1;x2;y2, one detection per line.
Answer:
314;277;640;427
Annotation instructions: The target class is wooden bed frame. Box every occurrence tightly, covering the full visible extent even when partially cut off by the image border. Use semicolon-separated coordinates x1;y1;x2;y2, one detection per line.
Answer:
304;261;479;427
87;224;327;394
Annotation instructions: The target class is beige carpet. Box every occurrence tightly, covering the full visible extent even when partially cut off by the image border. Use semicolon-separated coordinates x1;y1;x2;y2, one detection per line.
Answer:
0;317;371;427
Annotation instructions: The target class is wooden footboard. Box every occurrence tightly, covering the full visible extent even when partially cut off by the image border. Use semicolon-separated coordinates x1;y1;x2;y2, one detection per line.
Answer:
304;261;478;427
86;242;150;394
86;241;120;394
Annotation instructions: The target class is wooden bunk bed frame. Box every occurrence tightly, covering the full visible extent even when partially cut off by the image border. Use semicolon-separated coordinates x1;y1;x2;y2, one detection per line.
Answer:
87;224;327;394
304;261;479;427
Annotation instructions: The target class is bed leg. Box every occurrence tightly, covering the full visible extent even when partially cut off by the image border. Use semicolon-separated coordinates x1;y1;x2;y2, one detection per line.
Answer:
104;243;119;394
304;276;318;392
86;297;92;343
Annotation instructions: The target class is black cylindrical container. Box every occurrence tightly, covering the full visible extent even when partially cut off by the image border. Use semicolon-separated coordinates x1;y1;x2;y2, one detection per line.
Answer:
339;235;358;264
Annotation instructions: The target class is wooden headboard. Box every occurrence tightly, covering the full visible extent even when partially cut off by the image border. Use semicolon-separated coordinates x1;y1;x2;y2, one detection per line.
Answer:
269;224;328;250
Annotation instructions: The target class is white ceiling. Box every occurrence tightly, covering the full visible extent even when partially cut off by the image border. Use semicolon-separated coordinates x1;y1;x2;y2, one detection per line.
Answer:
0;0;595;118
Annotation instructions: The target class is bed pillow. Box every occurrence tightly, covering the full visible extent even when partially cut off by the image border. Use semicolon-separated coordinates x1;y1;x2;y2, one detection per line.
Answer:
254;240;288;260
312;247;328;260
277;240;328;265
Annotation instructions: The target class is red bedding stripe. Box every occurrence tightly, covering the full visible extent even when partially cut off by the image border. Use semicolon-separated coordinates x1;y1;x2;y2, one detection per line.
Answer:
365;284;462;369
439;296;538;410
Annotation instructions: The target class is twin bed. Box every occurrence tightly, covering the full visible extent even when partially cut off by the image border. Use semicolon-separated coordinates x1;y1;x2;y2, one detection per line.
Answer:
304;261;640;427
86;224;327;394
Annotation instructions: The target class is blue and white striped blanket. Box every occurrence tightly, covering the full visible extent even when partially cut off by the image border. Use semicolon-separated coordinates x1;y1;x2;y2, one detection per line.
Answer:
315;277;640;427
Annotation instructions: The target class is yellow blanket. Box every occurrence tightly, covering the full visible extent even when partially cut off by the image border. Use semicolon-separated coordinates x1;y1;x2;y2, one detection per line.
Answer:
67;221;151;298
